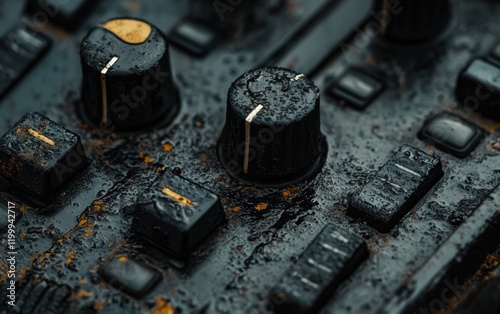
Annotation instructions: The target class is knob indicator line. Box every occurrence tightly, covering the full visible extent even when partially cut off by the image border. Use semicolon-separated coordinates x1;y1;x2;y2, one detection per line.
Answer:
244;104;264;174
100;56;119;124
290;74;304;81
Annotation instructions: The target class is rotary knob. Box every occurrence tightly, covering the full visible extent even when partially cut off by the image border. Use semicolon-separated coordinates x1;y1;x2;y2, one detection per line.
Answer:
218;67;326;187
189;0;261;37
375;0;452;43
80;18;179;131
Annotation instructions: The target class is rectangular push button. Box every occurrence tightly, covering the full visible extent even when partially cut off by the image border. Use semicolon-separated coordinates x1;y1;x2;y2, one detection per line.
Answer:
456;59;500;120
327;68;384;110
0;22;51;99
169;18;219;57
0;112;88;197
348;145;443;233
100;255;161;298
418;112;483;158
270;224;368;314
132;173;226;257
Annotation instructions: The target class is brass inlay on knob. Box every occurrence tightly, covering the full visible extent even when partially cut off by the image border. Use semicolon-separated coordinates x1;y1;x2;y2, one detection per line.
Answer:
102;19;152;44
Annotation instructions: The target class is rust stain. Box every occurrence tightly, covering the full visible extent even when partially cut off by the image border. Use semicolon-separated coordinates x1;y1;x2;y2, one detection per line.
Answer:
139;152;154;164
282;187;300;198
255;203;268;211
162;143;173;152
149;298;174;314
74;290;93;298
489;123;500;134
94;299;106;311
66;249;77;264
36;199;106;263
84;224;93;237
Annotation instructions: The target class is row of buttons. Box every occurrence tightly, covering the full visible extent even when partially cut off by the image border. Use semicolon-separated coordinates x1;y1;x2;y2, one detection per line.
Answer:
99;224;369;311
0;144;449;310
0;112;226;251
328;60;492;159
327;44;500;120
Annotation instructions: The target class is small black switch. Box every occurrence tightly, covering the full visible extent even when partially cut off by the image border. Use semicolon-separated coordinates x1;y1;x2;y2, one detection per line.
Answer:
456;59;500;120
26;0;98;31
270;224;368;314
0;21;51;99
168;18;219;57
327;68;384;110
132;173;225;257
100;255;161;298
418;112;484;158
0;112;88;197
348;145;443;233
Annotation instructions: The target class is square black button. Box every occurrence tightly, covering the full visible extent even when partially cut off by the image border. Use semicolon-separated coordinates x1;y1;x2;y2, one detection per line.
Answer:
132;173;226;257
418;112;484;158
168;18;219;57
327;68;384;110
0;112;88;197
456;59;500;120
100;255;161;298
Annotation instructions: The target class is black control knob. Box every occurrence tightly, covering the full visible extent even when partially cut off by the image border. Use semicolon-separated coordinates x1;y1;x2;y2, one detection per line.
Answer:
80;18;179;131
189;0;262;37
375;0;452;43
219;67;326;187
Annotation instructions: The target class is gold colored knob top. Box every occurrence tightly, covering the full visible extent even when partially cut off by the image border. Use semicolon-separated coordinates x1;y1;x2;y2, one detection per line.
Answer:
102;19;152;44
